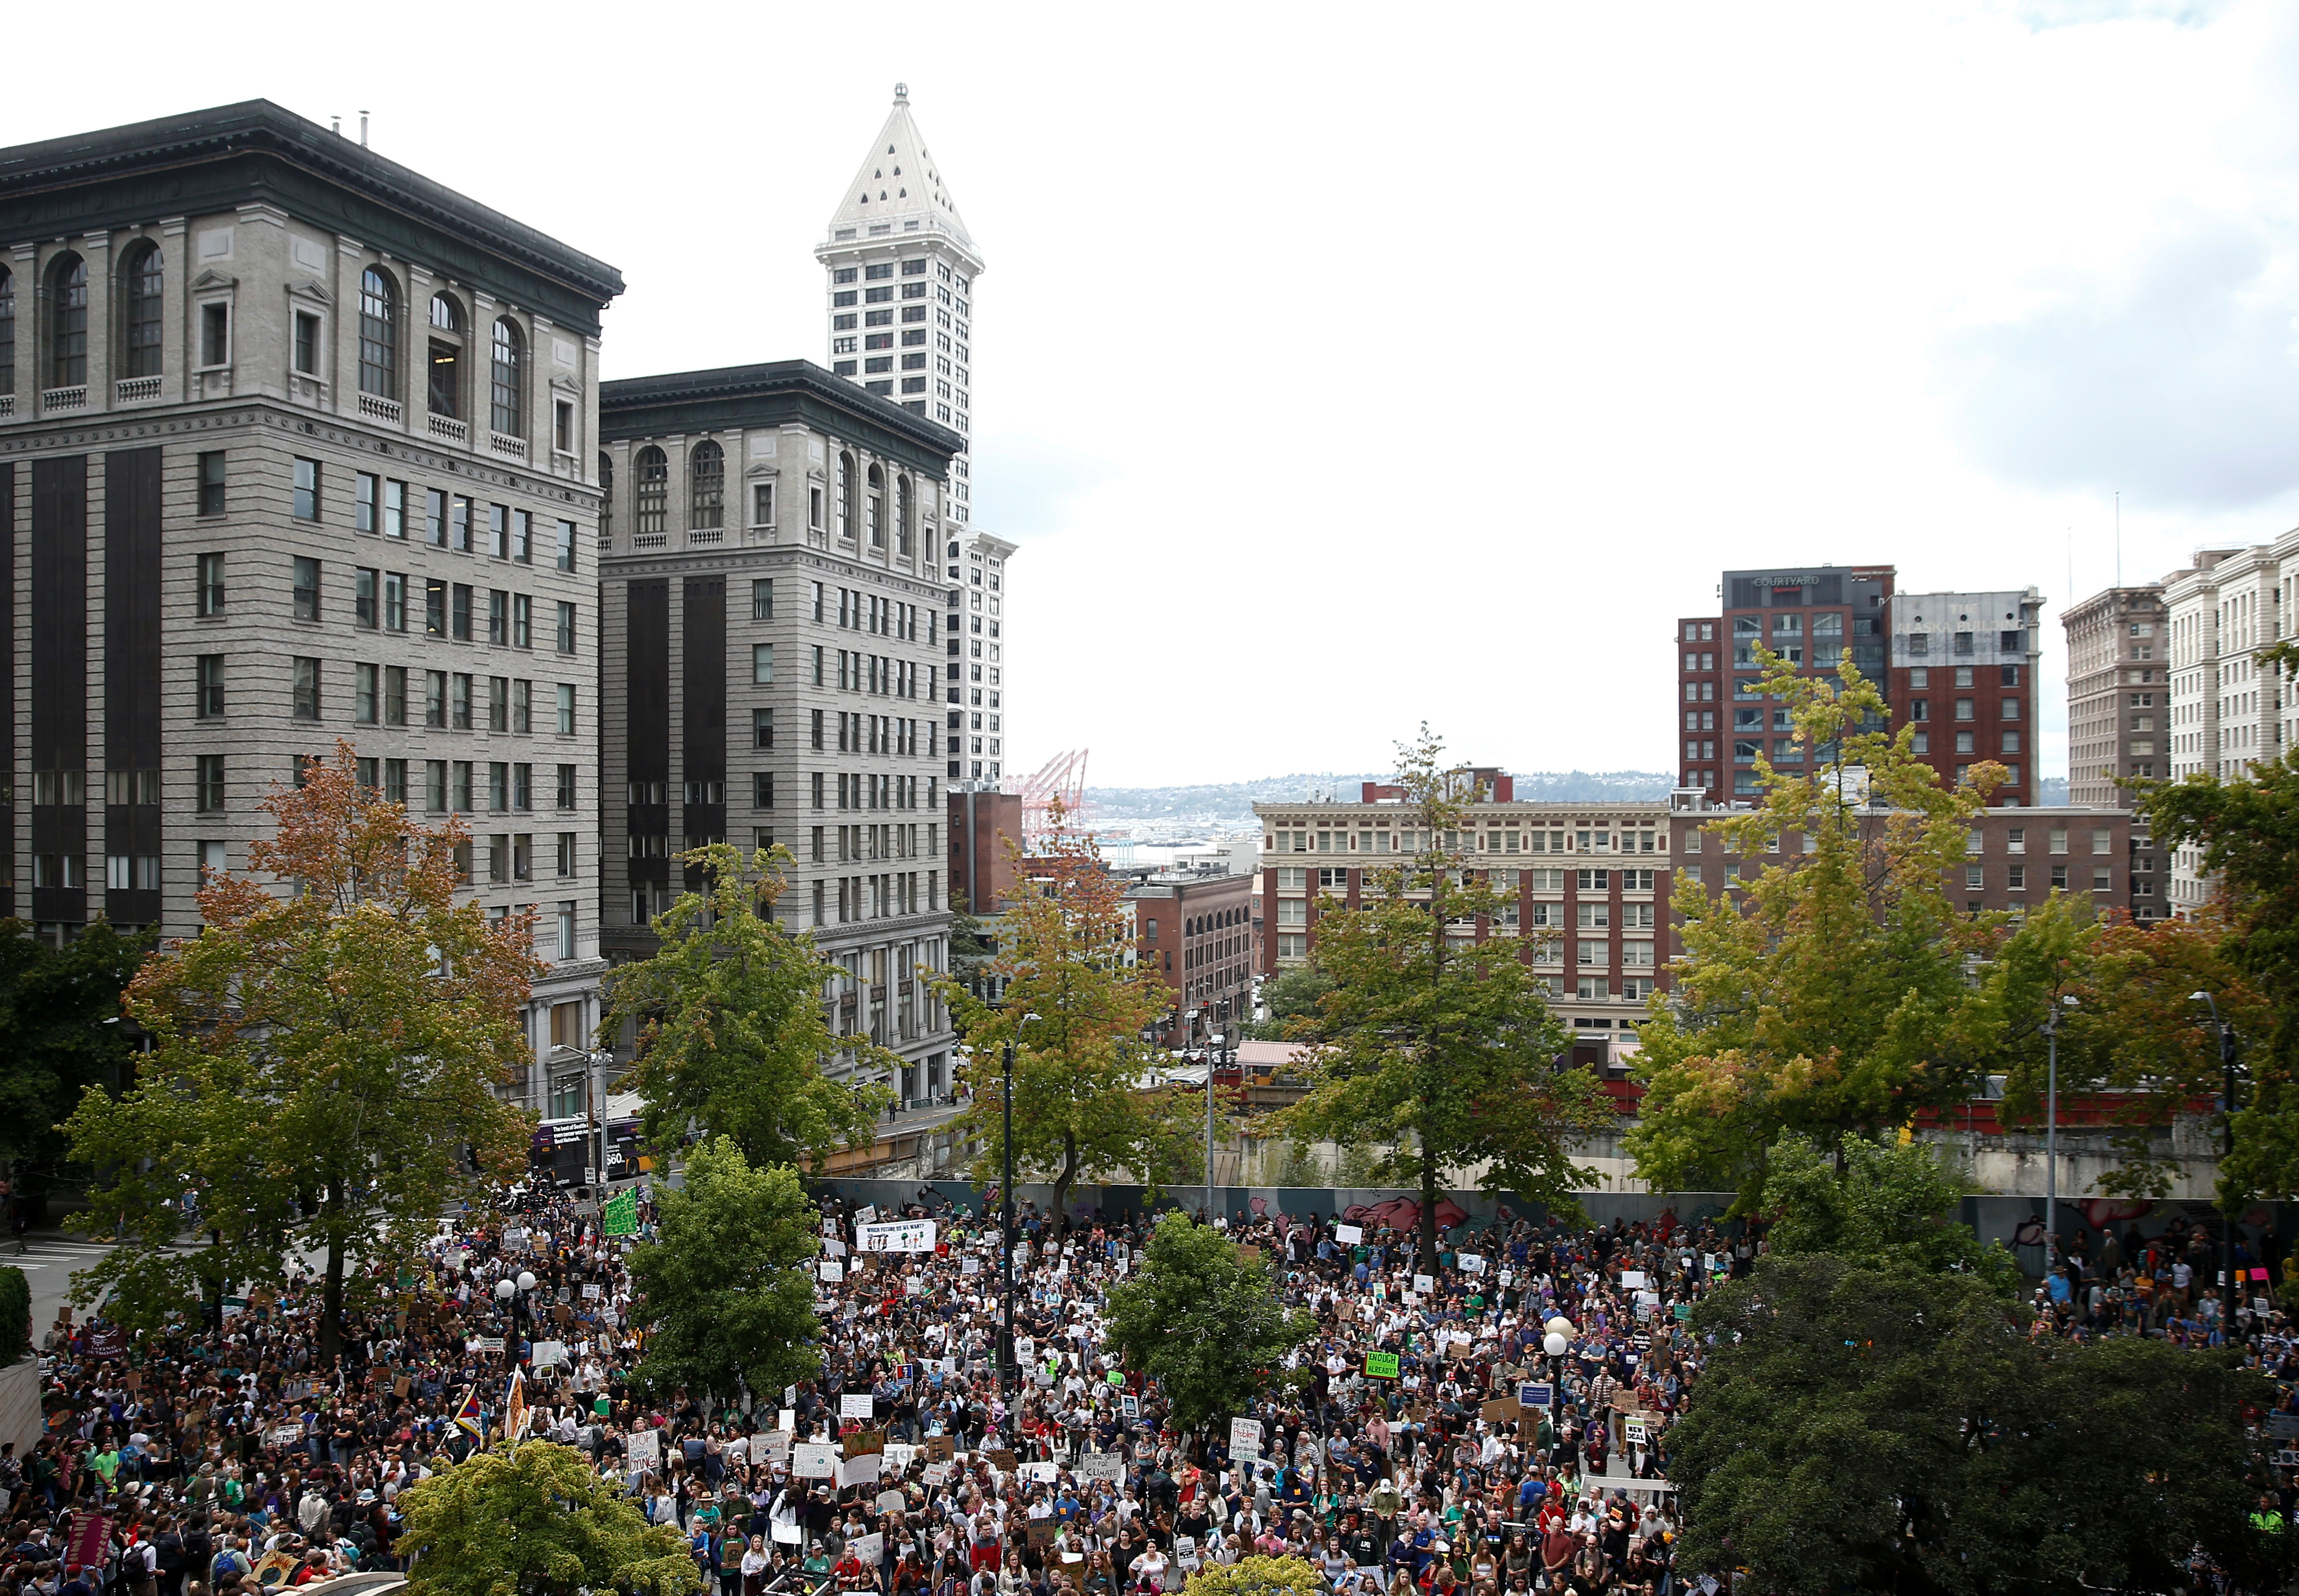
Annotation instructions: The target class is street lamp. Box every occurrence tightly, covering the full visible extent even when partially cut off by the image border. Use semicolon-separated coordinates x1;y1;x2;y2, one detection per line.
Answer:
2192;990;2241;1306
1542;1316;1572;1428
1204;1032;1224;1223
2040;993;2076;1265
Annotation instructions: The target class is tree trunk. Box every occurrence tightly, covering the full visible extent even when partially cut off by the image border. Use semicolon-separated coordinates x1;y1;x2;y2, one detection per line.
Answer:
1052;1132;1079;1230
319;1186;347;1366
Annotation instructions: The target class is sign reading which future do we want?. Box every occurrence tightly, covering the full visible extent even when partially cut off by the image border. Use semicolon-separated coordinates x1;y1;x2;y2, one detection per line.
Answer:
857;1219;938;1254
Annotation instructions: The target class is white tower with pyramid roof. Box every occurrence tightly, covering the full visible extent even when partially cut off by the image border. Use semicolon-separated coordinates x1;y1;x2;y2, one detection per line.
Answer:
819;85;1014;789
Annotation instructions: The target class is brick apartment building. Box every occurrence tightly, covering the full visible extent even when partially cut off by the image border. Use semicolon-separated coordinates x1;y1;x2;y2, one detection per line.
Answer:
1676;565;2042;810
1255;774;1673;1066
1129;870;1256;1044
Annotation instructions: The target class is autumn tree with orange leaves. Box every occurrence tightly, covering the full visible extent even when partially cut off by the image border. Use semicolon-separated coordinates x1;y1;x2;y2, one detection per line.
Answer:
64;742;536;1359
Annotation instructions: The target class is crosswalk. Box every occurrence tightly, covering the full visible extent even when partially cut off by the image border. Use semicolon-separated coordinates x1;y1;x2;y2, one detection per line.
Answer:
6;1239;117;1273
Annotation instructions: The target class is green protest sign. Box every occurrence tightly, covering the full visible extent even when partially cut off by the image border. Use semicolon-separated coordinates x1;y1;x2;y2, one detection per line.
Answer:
1365;1351;1400;1379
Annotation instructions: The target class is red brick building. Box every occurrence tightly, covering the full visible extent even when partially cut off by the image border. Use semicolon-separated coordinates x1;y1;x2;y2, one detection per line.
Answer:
1129;871;1257;1044
948;788;1023;914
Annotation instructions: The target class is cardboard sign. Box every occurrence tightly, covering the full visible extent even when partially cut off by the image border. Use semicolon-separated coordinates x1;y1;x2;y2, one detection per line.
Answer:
1365;1352;1400;1379
1077;1452;1124;1482
627;1429;661;1466
1121;1394;1141;1419
1458;1253;1486;1275
839;1454;882;1488
846;1429;886;1457
1480;1397;1522;1422
841;1393;876;1420
923;1461;954;1485
1333;1224;1364;1244
530;1340;568;1369
925;1435;955;1463
820;1261;845;1283
1229;1417;1264;1458
1624;1419;1649;1445
1620;1270;1647;1289
962;1256;981;1276
791;1443;839;1479
987;1449;1018;1471
1413;1274;1436;1295
1026;1521;1057;1549
876;1489;907;1513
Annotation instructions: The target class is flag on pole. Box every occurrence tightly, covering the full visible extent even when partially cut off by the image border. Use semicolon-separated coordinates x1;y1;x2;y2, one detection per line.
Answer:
504;1366;529;1443
603;1188;639;1238
451;1385;484;1437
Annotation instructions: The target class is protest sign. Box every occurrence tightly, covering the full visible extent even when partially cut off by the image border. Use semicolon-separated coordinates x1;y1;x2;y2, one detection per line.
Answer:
841;1393;876;1420
791;1443;838;1479
1077;1452;1124;1483
627;1429;661;1466
1229;1417;1264;1458
858;1219;938;1254
1333;1224;1363;1244
1365;1352;1400;1379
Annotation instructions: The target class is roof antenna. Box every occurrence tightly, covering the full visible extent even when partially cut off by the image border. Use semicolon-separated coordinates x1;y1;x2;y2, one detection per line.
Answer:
2114;489;2121;588
359;111;369;148
331;115;342;136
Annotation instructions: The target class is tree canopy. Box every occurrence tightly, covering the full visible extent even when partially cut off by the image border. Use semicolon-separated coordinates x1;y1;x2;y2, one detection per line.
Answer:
934;812;1188;1217
1282;728;1604;1260
623;1136;820;1405
1103;1211;1313;1436
0;918;149;1203
1672;1254;2285;1596
64;743;534;1359
603;843;890;1170
1179;1557;1322;1596
1763;1130;2018;1294
1627;651;2006;1211
398;1440;701;1596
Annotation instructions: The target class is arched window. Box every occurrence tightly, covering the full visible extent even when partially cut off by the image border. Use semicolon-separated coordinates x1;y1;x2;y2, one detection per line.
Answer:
0;268;14;398
867;464;886;549
358;267;398;398
489;318;524;437
120;243;163;379
635;446;668;536
49;255;87;389
600;452;615;539
837;453;857;540
427;293;465;419
895;475;914;558
690;440;724;529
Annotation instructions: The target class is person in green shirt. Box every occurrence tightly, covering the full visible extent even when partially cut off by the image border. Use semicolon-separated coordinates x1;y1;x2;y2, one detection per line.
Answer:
87;1441;119;1488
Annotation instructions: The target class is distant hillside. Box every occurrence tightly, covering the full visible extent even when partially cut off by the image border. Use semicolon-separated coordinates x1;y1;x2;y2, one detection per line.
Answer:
1084;770;1678;828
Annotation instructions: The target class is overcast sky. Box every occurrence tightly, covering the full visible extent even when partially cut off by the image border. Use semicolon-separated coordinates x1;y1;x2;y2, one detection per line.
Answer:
16;0;2299;786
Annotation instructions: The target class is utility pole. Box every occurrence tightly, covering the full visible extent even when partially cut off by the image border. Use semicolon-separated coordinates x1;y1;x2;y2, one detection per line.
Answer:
2192;991;2240;1311
2041;995;2073;1264
1001;1034;1015;1411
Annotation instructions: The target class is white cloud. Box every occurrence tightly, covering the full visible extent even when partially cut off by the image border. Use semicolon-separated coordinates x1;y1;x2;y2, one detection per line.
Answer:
1940;211;2299;509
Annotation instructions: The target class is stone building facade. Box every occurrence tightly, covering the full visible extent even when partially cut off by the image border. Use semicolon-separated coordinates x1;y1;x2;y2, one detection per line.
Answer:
596;360;962;1103
0;101;619;1115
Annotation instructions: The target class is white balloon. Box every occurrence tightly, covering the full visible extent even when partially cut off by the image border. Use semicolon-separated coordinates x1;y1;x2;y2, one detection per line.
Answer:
1542;1332;1569;1357
1545;1316;1573;1337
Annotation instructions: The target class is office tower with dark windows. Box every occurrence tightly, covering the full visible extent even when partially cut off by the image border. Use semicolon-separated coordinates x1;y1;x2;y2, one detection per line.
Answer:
0;102;620;1115
597;361;963;1104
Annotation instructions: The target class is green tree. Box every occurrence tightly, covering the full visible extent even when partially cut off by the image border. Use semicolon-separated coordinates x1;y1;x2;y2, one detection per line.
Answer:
1104;1211;1313;1438
933;811;1184;1218
1672;1253;2283;1596
1627;650;2004;1211
1764;1130;2018;1294
398;1440;701;1596
0;1267;29;1366
0;919;150;1206
63;743;534;1360
2136;652;2299;1199
948;889;998;1008
1281;729;1604;1262
1242;963;1331;1041
603;843;891;1170
1179;1557;1322;1596
623;1135;820;1405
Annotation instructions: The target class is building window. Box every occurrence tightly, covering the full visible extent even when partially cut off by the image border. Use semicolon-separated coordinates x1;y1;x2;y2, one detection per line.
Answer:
753;644;774;684
554;399;575;454
751;578;773;621
690;440;724;529
194;756;225;812
556;519;577;573
556;683;575;735
50;255;87;387
293;460;320;522
452;584;473;641
195;655;225;717
838;452;857;539
754;707;774;749
0;267;13;397
452;672;473;729
201;302;230;367
358;267;398;397
355;663;378;725
752;483;775;527
292;557;320;621
294;311;320;375
291;657;321;720
635;445;668;535
556;602;576;654
121;244;163;379
556;764;577;809
197;552;225;616
489;318;523;437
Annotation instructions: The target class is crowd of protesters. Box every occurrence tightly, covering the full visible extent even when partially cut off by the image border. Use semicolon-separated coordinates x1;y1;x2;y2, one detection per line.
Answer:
9;1179;2297;1596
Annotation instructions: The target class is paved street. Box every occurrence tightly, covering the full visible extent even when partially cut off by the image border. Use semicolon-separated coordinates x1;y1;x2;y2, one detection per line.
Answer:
7;1235;122;1338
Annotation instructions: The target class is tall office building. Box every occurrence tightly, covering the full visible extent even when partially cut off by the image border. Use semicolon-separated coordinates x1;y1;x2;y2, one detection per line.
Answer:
2062;584;2168;807
596;361;963;1103
815;87;1013;788
0;102;620;1115
1674;565;2040;808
